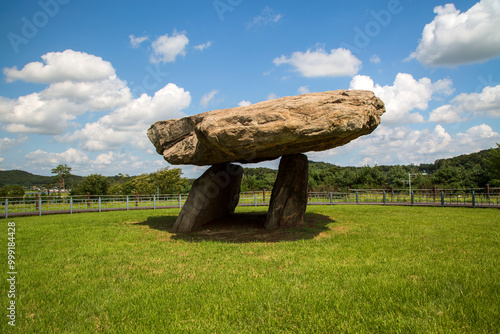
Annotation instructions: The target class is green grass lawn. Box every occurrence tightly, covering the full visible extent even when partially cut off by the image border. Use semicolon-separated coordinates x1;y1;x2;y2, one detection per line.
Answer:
1;206;499;333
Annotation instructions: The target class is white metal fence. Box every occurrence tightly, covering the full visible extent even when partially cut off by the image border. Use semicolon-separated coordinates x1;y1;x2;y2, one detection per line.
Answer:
1;189;498;219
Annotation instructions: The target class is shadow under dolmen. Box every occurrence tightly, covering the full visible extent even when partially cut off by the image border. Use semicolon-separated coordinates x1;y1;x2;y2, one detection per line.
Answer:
136;211;335;243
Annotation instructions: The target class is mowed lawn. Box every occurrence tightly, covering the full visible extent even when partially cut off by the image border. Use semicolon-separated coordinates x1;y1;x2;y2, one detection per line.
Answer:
1;205;499;333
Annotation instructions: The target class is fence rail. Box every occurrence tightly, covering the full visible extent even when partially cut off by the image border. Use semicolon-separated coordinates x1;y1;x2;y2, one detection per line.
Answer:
1;189;498;219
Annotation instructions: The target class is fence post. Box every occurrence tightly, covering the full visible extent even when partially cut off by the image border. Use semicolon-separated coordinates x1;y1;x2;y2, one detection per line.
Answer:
330;192;333;205
441;191;444;207
126;196;129;211
254;194;257;206
136;192;139;207
153;195;156;210
99;197;101;212
87;192;90;208
39;196;42;216
5;199;8;219
411;191;414;207
178;193;182;208
383;190;386;205
472;191;476;209
36;193;39;211
263;189;266;203
70;197;73;214
356;191;359;205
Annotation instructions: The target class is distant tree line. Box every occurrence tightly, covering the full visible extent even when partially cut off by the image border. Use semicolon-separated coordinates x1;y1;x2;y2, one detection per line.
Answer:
242;145;500;192
1;146;499;197
70;168;189;196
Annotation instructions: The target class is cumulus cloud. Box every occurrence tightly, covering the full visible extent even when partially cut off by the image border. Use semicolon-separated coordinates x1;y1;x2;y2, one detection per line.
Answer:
0;136;27;152
63;83;191;151
200;90;219;108
129;34;149;48
238;100;251;107
409;0;500;67
0;94;87;135
247;6;284;30
150;31;189;63
311;123;499;166
456;124;500;148
3;50;115;83
41;77;132;111
0;50;134;135
274;47;361;77
429;105;468;123
429;84;500;122
349;73;454;124
194;41;212;51
25;148;89;168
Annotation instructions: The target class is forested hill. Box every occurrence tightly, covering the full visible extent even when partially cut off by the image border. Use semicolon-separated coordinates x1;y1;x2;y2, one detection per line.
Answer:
0;170;82;188
243;147;498;191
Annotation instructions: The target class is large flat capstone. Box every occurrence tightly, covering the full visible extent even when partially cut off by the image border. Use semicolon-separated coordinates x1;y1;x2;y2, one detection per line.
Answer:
148;90;385;166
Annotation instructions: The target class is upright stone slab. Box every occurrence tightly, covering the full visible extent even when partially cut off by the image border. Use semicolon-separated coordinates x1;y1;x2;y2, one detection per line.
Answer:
173;163;243;232
265;154;308;229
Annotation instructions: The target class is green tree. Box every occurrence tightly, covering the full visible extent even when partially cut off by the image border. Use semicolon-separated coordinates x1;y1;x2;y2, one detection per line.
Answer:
154;168;187;194
431;163;474;189
51;164;72;192
71;174;110;195
0;185;25;199
487;144;500;186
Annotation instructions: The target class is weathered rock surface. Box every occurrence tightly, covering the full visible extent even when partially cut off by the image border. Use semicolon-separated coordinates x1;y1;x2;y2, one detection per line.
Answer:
173;163;243;232
148;90;385;166
265;154;308;229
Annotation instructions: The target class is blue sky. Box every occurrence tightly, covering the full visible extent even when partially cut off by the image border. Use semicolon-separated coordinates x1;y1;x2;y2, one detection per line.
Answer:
0;0;499;178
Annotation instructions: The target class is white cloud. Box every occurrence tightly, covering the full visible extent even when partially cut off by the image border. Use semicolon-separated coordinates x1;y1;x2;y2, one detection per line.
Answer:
429;84;500;122
63;83;191;151
0;136;27;152
429;105;468;123
370;55;381;64
129;34;149;48
41;77;132;111
150;31;189;63
238;100;251;107
409;0;500;67
0;93;87;135
194;41;212;51
25;148;89;169
0;50;136;135
313;123;499;166
298;86;310;94
456;124;500;148
349;73;454;124
274;47;361;77
3;50;115;83
200;90;219;108
247;6;283;30
453;84;500;117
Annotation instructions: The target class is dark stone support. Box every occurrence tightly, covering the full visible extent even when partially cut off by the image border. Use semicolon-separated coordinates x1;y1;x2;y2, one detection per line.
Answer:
265;154;309;229
173;163;243;232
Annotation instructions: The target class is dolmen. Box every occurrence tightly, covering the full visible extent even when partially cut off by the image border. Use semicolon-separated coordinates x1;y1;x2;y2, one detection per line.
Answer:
148;90;385;232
